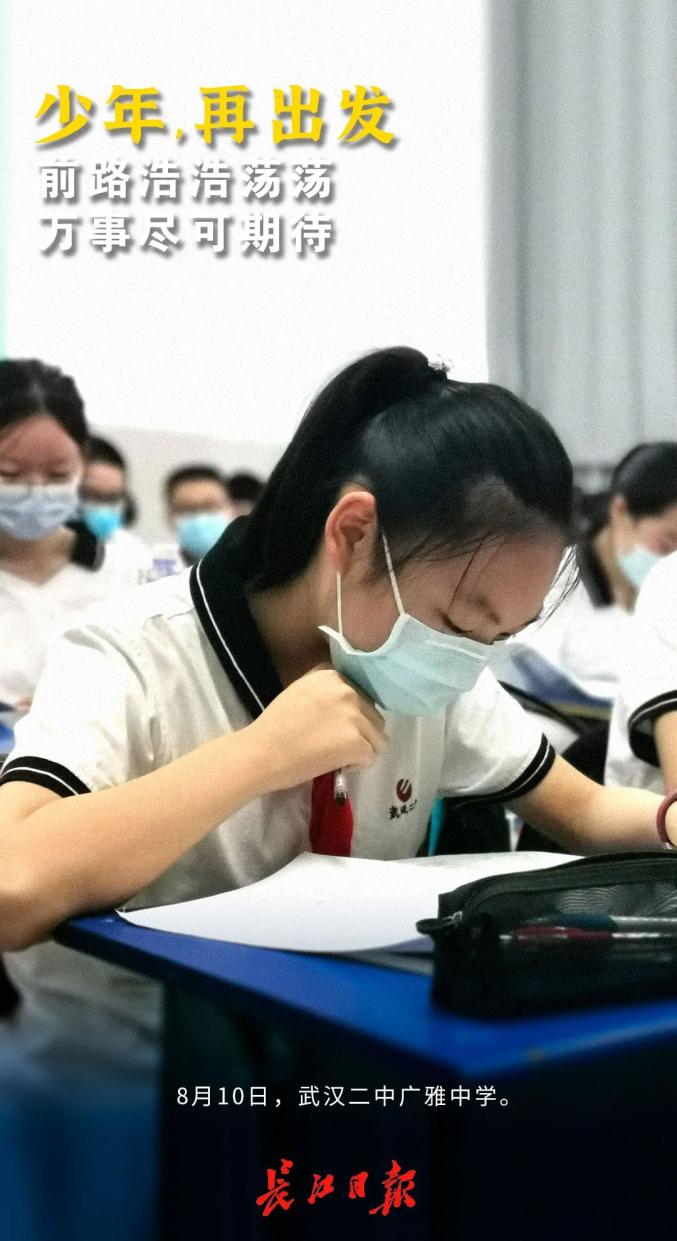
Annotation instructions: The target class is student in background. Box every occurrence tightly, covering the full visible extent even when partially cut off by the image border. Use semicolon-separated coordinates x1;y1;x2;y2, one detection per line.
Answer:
497;442;677;751
606;550;677;795
0;360;142;716
164;463;233;564
80;434;149;576
576;440;677;613
226;470;264;517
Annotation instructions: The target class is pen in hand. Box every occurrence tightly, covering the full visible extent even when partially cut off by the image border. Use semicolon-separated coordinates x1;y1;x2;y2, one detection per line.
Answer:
333;769;348;804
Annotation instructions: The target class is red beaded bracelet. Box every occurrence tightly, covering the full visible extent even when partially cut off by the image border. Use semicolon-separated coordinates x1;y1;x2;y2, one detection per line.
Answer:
656;788;677;849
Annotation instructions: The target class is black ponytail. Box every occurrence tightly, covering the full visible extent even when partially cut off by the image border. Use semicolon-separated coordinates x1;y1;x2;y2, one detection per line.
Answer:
242;346;573;591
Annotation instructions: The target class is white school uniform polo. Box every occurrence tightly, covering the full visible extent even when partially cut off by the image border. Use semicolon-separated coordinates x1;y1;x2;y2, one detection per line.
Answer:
109;525;152;581
0;519;555;1077
605;552;677;794
0;521;145;707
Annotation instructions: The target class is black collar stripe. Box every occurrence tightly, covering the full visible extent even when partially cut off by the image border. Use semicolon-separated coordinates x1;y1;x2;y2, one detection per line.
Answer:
193;559;266;716
188;520;283;720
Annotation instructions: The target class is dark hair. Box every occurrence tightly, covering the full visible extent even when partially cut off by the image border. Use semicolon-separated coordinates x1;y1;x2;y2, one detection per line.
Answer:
0;359;88;447
572;486;602;536
84;434;139;526
86;434;126;473
584;443;677;538
241;346;573;591
165;464;229;502
611;443;677;518
227;472;264;504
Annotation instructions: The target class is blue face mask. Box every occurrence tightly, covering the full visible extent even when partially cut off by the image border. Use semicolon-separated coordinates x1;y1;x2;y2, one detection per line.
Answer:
617;544;662;589
319;535;494;716
0;481;80;541
175;512;230;560
80;502;125;542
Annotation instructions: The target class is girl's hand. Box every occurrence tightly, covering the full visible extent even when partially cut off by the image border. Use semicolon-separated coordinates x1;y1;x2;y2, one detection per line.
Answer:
247;666;388;793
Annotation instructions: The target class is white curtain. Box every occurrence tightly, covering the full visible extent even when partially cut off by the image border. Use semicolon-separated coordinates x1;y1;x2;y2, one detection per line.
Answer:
486;0;677;462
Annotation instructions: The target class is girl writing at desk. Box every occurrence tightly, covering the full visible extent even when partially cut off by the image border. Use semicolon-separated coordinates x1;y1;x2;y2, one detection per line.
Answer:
499;441;677;735
0;346;675;1087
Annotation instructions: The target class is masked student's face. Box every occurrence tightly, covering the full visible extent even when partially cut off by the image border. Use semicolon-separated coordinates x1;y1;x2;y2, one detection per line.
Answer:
610;495;677;590
80;461;126;507
0;414;82;487
611;495;677;560
323;490;565;652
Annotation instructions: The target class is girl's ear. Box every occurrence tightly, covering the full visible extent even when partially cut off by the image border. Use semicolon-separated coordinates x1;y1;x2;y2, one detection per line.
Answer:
324;489;378;575
609;494;629;523
609;494;633;540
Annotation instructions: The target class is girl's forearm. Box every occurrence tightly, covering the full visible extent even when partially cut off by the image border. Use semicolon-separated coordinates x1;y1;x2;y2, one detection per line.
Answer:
0;724;277;947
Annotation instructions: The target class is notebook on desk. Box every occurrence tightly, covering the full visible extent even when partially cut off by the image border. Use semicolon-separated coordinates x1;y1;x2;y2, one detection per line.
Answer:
118;850;576;956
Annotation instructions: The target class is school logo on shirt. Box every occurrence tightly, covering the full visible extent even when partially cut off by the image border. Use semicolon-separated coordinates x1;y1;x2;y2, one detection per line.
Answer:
390;778;417;821
396;778;413;802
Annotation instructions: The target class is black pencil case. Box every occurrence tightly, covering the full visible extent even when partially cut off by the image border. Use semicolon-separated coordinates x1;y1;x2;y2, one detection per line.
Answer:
417;851;677;1018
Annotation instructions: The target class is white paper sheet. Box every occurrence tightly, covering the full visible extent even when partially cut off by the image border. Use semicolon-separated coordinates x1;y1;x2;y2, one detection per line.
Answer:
119;850;578;954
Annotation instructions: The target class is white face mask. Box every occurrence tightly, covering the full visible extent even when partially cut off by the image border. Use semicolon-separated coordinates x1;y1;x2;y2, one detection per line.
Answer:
319;534;496;716
0;481;80;540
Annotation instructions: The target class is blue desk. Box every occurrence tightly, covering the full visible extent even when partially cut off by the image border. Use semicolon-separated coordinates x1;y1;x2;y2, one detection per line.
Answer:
56;913;677;1078
55;914;677;1239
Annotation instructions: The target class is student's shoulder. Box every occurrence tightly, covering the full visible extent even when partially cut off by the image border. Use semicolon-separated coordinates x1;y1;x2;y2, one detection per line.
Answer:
112;527;148;554
61;569;198;650
106;527;152;572
636;551;677;617
96;531;148;578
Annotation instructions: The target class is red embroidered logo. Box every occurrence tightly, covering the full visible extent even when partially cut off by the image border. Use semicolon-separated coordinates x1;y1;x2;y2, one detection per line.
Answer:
396;779;413;803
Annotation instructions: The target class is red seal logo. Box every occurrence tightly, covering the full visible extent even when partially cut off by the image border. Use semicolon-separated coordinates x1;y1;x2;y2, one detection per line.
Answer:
396;779;413;803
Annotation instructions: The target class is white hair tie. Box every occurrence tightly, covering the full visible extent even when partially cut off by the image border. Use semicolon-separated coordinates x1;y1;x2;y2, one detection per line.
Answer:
427;354;454;377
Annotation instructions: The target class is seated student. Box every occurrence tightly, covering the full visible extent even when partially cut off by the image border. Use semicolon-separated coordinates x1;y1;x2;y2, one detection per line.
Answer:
0;346;673;1095
80;434;149;577
606;550;677;795
226;470;265;517
163;463;233;565
497;442;677;751
0;360;143;717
